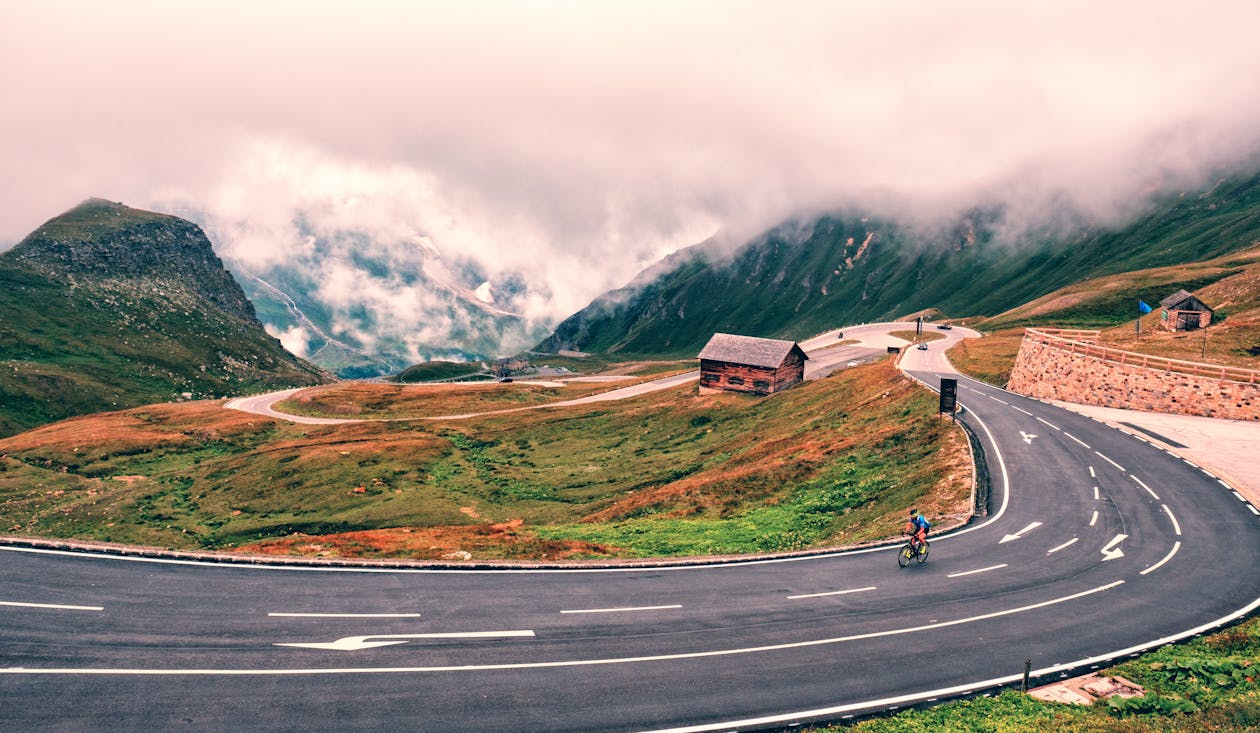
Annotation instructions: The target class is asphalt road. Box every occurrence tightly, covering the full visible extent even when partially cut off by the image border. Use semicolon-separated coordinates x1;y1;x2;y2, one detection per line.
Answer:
4;325;1260;732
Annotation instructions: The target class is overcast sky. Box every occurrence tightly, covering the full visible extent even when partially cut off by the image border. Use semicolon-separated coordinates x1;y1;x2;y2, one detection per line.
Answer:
4;0;1260;322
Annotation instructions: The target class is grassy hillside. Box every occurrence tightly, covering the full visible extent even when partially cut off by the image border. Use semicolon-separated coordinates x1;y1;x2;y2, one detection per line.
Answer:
0;200;329;437
540;169;1260;358
0;359;971;559
952;245;1260;387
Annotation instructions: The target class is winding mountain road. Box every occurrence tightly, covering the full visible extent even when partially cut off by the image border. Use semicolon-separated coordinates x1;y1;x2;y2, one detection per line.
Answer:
3;324;1259;732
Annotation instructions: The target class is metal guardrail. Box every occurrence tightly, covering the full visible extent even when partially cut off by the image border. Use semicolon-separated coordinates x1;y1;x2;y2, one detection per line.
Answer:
1026;328;1259;385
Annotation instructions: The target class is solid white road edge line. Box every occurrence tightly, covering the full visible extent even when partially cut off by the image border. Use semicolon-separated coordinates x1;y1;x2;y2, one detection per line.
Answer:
1140;542;1181;576
788;586;877;600
560;605;682;614
0;600;103;612
0;580;1124;675
643;590;1260;733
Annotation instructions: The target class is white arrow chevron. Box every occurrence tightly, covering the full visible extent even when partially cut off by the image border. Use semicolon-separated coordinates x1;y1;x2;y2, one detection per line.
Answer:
1019;431;1037;445
275;630;535;651
999;521;1043;544
1100;534;1129;562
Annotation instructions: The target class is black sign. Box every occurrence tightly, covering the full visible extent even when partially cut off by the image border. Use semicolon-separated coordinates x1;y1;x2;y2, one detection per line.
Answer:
939;378;958;413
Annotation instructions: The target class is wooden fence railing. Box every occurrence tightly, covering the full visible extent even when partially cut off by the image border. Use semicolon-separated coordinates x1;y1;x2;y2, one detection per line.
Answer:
1026;328;1259;385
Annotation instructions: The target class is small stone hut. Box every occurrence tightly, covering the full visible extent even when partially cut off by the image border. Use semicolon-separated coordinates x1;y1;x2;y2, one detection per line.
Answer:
1160;290;1214;331
697;333;808;395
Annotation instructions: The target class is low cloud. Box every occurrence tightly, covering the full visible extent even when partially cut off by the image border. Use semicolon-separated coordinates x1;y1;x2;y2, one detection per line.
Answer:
4;0;1260;335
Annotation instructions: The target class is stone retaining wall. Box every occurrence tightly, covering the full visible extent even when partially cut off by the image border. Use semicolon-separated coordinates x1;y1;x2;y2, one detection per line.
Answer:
1008;330;1260;421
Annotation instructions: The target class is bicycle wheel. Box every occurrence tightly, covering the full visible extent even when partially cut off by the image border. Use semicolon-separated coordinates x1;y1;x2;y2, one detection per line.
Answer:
897;545;913;567
916;540;930;563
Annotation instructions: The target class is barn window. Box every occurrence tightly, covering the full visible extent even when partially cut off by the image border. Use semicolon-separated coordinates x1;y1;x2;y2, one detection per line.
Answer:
728;376;745;386
701;373;720;384
753;380;770;391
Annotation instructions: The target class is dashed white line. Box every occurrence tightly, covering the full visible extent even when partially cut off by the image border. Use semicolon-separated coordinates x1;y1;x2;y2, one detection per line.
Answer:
947;564;1008;578
788;586;877;600
560;605;683;614
1063;432;1090;448
0;600;103;612
1095;451;1125;472
1089;466;1097;479
1219;479;1233;489
268;612;422;618
1140;542;1181;576
1233;491;1248;503
1093;486;1100;501
1161;504;1182;536
1046;538;1079;555
1090;510;1099;527
1249;504;1259;516
1011;406;1033;416
1132;476;1160;501
988;396;1008;405
1035;417;1059;431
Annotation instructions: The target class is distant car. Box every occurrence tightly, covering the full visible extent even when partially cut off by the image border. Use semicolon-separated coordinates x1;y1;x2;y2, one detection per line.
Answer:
936;323;952;330
917;343;929;350
499;377;513;383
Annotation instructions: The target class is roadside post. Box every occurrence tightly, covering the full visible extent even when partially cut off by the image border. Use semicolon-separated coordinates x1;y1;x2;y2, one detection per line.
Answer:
939;378;957;416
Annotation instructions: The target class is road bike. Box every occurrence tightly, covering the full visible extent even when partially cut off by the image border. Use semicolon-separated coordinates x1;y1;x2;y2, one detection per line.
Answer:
898;534;929;567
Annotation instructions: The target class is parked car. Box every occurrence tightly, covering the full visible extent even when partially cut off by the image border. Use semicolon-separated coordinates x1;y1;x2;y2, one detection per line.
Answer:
917;343;929;350
936;323;952;330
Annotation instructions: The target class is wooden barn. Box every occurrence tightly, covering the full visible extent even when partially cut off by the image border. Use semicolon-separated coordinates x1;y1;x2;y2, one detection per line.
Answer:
697;333;809;395
1160;290;1214;331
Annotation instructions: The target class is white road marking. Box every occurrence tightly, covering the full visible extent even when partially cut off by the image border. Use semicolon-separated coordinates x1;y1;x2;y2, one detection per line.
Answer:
1095;451;1125;472
999;522;1042;544
1090;510;1099;527
276;630;535;651
1201;469;1216;479
1132;476;1160;501
1219;479;1232;489
1019;431;1037;445
1035;417;1059;431
1089;466;1097;478
1161;505;1182;536
947;564;1008;578
988;396;1008;405
1100;534;1128;562
0;600;103;612
1046;538;1079;555
1011;405;1033;416
268;613;422;618
788;586;877;600
1093;486;1100;501
1;581;1127;676
1234;491;1248;503
1140;542;1181;576
560;605;682;614
1249;504;1259;516
1063;432;1090;449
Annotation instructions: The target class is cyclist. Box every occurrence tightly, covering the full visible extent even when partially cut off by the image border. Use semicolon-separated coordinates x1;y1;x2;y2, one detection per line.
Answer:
905;508;930;550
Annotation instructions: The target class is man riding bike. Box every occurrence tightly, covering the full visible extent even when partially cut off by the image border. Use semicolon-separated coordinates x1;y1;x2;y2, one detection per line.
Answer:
905;508;930;550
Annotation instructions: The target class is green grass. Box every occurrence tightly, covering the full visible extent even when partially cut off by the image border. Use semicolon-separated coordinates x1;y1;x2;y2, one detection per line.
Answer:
815;616;1260;732
0;360;970;557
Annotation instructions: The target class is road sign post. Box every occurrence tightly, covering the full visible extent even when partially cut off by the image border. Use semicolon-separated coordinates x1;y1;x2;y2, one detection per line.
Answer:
939;378;957;414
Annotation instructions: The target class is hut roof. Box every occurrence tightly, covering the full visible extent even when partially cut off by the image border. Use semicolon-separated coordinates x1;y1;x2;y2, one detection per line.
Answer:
697;333;809;369
1160;290;1213;312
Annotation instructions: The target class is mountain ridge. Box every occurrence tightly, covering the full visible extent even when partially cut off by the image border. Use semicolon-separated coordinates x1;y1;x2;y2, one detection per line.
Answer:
0;199;330;437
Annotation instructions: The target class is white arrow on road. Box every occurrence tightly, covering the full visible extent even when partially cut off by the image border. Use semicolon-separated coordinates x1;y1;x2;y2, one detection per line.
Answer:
999;521;1043;544
1100;534;1129;562
1019;431;1037;445
276;630;535;651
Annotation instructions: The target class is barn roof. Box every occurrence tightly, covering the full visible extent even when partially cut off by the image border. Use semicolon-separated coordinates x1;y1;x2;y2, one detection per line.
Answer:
697;333;809;369
1160;289;1213;311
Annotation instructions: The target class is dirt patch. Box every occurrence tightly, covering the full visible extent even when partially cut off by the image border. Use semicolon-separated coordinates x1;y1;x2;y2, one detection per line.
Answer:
234;523;617;561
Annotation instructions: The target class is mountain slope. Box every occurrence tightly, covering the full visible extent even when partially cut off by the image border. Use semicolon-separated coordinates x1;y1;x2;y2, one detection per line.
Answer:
0;199;330;437
539;170;1260;356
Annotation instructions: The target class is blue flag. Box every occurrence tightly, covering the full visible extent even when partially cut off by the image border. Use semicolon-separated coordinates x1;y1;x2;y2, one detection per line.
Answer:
1139;300;1153;314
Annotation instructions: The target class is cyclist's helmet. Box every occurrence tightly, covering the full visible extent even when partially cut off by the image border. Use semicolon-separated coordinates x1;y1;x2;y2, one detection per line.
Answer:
909;508;918;516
